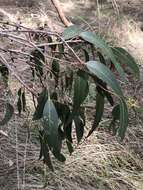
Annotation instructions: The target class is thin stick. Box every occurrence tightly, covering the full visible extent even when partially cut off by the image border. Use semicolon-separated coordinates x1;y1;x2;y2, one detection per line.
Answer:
0;54;37;97
51;0;73;27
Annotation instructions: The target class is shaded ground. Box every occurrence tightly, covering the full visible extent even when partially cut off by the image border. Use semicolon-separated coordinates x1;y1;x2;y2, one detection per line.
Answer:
0;0;143;190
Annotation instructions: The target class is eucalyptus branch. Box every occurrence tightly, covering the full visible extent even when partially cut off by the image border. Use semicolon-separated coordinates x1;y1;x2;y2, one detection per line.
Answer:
0;54;37;97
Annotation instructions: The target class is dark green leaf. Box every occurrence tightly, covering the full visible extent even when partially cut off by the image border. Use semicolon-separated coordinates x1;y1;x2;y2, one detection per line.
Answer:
97;51;106;65
74;115;84;144
112;47;140;79
54;102;70;124
0;63;9;81
80;32;126;81
82;49;90;62
33;88;48;120
63;25;82;40
112;104;120;121
58;44;64;54
118;99;128;140
93;73;114;106
86;61;123;97
42;99;65;161
0;103;14;126
52;151;66;162
18;88;22;96
39;130;54;171
54;102;73;143
86;61;128;139
22;91;26;112
64;120;73;143
17;97;22;116
65;69;73;92
51;92;58;100
52;59;60;73
103;89;114;106
31;49;44;77
66;140;74;155
73;70;89;109
47;36;57;51
109;104;120;134
17;88;26;115
87;92;104;137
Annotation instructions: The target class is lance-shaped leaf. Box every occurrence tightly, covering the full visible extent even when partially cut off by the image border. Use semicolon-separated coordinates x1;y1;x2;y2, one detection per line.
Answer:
109;104;120;135
97;51;106;65
66;140;74;155
30;49;44;77
86;61;123;97
74;115;84;144
17;88;26;115
82;48;90;62
39;130;54;171
112;104;120;121
65;69;73;92
63;25;82;40
0;103;14;126
96;80;114;106
52;59;60;73
33;88;48;120
58;43;65;54
109;102;128;139
54;102;70;125
118;99;128;140
87;92;104;137
80;32;126;81
43;99;66;162
73;70;89;110
86;61;128;139
0;64;9;81
22;91;26;112
112;47;140;79
54;102;73;143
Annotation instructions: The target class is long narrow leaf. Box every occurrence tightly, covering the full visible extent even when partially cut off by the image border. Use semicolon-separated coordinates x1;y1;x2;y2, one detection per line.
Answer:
112;47;140;79
80;31;126;81
43;99;65;162
73;71;89;110
87;92;104;137
118;99;128;140
86;61;128;139
33;88;48;120
0;103;14;126
86;61;123;97
63;25;82;40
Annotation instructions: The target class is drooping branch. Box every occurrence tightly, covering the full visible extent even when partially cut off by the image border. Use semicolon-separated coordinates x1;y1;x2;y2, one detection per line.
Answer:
51;0;73;27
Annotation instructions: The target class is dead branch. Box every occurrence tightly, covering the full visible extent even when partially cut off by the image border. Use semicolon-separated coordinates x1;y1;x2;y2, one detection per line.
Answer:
51;0;73;27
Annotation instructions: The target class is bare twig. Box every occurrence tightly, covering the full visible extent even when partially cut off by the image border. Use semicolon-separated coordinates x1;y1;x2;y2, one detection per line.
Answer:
0;54;37;97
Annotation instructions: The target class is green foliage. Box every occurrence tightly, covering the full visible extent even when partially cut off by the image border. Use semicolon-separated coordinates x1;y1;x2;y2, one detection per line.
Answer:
33;88;48;120
0;63;9;84
42;99;66;162
2;24;140;170
30;48;44;78
63;25;82;40
0;103;14;126
17;88;26;116
112;47;140;79
87;91;104;137
73;70;89;110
